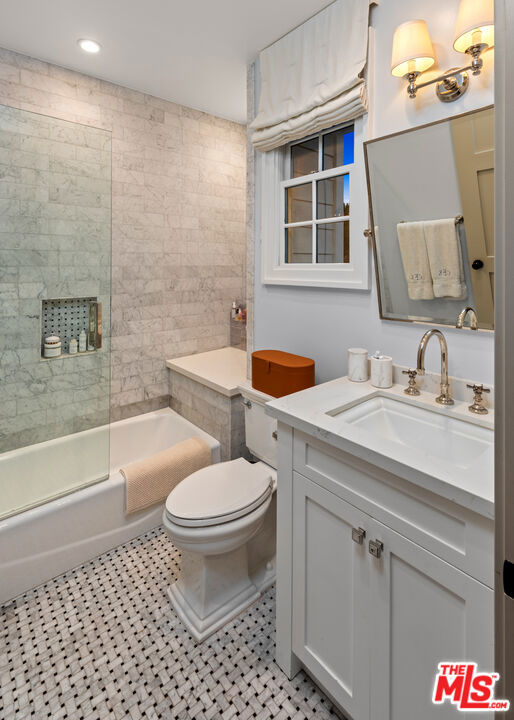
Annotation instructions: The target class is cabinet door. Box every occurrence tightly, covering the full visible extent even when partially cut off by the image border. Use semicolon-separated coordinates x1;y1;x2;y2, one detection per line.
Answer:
369;517;494;720
292;473;370;719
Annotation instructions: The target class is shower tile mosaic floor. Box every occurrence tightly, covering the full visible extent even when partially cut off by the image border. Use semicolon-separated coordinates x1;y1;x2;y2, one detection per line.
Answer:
0;527;342;720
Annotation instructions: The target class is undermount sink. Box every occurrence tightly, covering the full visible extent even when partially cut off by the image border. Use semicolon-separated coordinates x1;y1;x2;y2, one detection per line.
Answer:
328;395;493;470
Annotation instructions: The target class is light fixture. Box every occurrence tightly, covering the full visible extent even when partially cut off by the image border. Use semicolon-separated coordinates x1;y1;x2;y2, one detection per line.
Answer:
391;20;435;97
453;0;494;60
391;20;435;78
77;39;101;54
391;0;494;102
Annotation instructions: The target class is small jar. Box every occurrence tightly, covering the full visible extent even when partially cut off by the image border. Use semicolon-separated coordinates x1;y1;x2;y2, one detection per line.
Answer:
44;335;62;358
69;338;78;355
370;352;393;388
348;348;368;382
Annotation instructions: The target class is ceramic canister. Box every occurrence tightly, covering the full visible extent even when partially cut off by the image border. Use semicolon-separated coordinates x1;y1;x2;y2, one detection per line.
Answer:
348;348;368;382
44;335;62;358
370;353;393;388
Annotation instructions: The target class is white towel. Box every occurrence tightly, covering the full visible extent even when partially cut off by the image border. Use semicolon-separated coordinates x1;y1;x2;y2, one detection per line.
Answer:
424;218;466;299
397;221;435;300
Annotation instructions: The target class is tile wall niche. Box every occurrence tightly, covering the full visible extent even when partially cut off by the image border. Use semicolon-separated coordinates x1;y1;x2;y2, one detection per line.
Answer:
0;47;246;426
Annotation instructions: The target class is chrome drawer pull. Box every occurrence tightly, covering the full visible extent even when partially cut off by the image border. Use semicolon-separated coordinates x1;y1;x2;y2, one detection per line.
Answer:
369;539;384;559
352;527;366;545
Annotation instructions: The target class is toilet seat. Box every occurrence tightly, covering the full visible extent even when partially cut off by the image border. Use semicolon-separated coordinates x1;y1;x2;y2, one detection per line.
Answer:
165;458;273;528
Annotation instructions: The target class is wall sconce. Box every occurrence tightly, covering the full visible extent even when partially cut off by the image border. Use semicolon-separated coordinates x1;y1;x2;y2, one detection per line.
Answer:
391;0;494;102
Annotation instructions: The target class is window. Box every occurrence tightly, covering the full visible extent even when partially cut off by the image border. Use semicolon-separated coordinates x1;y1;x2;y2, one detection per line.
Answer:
260;116;369;289
284;126;354;265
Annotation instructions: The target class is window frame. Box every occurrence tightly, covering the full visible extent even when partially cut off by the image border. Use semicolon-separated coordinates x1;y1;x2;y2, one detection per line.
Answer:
281;164;352;265
260;115;370;290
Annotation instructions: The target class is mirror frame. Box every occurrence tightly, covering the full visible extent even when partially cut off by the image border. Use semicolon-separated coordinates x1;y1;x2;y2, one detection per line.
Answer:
363;104;494;332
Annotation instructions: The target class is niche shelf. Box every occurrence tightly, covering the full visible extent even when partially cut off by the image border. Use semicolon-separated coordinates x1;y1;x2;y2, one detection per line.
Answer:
41;297;100;359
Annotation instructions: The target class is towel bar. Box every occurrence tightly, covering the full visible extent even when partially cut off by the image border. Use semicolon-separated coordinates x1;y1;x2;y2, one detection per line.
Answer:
399;215;464;225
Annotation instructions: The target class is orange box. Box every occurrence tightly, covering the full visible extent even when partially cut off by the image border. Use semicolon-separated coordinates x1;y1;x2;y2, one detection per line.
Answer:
251;350;315;398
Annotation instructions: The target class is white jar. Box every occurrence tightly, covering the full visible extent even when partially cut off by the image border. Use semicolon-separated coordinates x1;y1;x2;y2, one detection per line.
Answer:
44;335;62;358
69;338;78;355
348;348;368;382
370;352;393;388
79;329;87;353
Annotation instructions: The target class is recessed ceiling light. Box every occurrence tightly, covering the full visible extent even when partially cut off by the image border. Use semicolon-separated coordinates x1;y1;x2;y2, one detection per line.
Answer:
77;39;101;54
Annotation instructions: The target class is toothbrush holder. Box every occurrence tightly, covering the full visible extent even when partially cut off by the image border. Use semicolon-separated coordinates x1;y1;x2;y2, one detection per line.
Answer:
348;348;369;382
370;355;393;388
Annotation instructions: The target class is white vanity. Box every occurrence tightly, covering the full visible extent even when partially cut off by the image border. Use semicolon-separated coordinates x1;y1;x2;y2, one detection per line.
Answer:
266;371;494;720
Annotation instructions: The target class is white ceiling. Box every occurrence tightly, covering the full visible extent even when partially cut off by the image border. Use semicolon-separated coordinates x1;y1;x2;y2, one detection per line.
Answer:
0;0;332;124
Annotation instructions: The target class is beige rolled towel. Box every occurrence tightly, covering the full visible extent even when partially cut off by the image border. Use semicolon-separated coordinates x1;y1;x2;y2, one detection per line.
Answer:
397;221;435;300
122;436;212;515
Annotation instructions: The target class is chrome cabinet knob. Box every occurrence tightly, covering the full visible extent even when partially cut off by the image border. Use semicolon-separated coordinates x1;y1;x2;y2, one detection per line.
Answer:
352;527;366;545
369;539;384;558
241;399;252;408
272;430;278;440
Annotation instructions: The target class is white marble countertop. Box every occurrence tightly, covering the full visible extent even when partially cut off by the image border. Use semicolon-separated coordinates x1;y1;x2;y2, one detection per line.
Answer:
265;376;494;519
166;347;247;397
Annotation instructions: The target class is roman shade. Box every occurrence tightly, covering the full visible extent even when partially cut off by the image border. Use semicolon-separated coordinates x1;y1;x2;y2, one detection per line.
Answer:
250;0;373;152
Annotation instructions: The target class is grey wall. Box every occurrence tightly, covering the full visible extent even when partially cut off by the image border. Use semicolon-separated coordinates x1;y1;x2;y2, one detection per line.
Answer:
0;47;246;423
252;0;495;386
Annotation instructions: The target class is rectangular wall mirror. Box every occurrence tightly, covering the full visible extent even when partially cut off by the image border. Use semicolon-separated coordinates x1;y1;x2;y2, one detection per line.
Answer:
364;106;494;330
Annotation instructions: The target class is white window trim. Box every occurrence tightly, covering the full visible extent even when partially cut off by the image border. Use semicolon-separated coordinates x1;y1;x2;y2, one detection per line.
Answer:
281;164;351;265
260;115;370;290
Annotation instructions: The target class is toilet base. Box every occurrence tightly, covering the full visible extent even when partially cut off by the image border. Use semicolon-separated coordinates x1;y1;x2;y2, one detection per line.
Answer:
164;487;277;642
168;544;266;642
167;553;276;642
167;579;260;642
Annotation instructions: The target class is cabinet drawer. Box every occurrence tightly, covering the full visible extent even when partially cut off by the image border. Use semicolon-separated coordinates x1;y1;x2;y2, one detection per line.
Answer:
293;430;494;588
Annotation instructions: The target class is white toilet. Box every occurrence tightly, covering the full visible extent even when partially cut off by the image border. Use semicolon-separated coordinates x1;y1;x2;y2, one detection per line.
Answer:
163;383;277;641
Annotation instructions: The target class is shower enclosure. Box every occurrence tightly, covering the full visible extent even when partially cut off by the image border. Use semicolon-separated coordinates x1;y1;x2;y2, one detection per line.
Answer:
0;104;111;519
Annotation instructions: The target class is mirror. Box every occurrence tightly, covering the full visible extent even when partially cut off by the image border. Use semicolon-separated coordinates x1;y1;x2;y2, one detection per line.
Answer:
364;106;494;330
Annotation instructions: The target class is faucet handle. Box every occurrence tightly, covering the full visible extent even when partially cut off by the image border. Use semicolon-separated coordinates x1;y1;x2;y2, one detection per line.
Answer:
466;383;490;415
402;369;420;396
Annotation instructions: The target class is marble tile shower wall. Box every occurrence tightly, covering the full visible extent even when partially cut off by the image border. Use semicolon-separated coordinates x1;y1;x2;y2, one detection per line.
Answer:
0;47;246;428
0;106;111;452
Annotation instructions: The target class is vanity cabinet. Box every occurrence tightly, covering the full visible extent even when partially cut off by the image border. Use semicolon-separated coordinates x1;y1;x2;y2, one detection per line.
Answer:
292;473;371;720
276;426;494;720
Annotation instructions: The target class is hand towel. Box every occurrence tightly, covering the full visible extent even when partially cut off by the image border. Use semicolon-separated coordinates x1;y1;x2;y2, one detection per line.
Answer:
397;221;435;300
424;218;467;299
122;436;212;515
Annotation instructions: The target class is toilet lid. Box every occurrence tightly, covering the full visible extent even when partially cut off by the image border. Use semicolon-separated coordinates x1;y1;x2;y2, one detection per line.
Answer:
165;458;273;528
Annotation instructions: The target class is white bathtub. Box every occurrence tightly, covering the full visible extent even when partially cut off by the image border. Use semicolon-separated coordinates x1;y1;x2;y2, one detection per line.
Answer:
0;408;220;606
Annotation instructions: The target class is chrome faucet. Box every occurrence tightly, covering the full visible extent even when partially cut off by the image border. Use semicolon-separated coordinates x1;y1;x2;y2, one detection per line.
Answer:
456;306;479;331
416;329;454;406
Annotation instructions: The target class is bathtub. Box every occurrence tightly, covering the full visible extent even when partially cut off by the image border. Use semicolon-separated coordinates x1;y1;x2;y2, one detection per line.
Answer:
0;408;220;606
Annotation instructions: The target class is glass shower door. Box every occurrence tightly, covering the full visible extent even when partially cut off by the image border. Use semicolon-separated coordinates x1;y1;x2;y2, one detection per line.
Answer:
0;105;111;519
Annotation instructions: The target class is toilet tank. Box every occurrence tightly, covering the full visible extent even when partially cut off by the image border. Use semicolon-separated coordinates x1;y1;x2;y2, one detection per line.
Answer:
238;384;278;469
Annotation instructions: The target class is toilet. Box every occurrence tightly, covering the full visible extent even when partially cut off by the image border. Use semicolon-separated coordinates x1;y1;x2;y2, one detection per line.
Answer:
163;383;277;641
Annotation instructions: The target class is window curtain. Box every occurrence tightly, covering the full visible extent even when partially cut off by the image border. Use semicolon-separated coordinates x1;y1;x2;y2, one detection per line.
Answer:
250;0;373;152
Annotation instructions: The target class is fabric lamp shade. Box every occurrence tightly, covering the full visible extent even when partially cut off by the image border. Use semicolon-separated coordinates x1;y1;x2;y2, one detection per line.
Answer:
391;20;435;77
453;0;494;52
